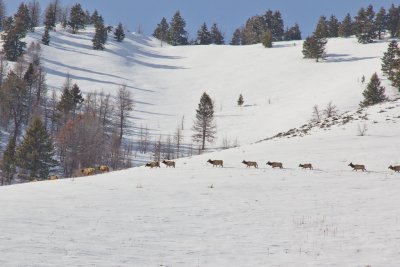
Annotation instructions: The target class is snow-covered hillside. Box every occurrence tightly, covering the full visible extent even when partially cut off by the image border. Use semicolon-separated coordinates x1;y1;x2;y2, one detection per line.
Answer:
23;26;399;147
1;99;400;266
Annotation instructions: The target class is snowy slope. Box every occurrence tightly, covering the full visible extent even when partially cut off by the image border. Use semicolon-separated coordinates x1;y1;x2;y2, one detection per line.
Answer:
21;26;399;147
1;99;400;266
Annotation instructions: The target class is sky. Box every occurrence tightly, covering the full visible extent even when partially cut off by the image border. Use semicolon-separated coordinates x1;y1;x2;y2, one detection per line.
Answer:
5;0;398;40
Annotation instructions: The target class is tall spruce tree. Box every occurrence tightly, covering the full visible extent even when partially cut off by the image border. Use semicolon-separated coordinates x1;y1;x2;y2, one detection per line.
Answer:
113;22;125;42
192;92;216;150
354;6;375;43
44;3;56;30
210;23;224;44
271;11;284;41
1;17;27;61
196;22;212;45
284;23;302;40
230;28;242;45
1;137;16;185
0;0;6;31
92;17;107;50
338;13;353;37
153;17;169;44
168;11;188;46
381;40;399;78
360;73;387;107
327;15;339;37
315;16;329;38
374;7;387;40
28;0;41;31
302;35;327;62
387;4;399;38
15;3;31;33
68;3;85;34
42;27;50;45
16;117;57;180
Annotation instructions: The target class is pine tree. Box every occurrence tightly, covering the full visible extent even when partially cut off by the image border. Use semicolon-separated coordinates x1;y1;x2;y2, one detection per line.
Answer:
1;17;27;61
210;23;224;44
302;35;326;62
153;17;169;45
284;23;301;40
192;92;216;150
196;22;211;45
90;9;101;25
230;28;242;45
16;117;58;180
375;7;387;40
271;11;284;41
315;16;329;38
57;79;74;123
360;73;387;107
68;3;85;34
237;94;244;106
387;4;400;38
1;137;16;185
338;13;353;37
113;22;125;42
28;0;41;31
241;16;265;44
14;3;31;34
381;40;399;78
354;6;375;43
42;27;50;45
327;15;339;37
44;3;56;30
70;83;84;116
0;0;6;31
168;11;188;46
262;30;273;48
92;17;107;50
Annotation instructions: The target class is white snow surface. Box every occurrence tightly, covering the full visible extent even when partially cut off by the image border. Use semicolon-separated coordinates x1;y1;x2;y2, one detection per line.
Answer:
1;27;400;266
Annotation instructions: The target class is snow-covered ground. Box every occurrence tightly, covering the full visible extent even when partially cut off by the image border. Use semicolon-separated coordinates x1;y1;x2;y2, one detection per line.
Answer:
1;27;400;266
23;26;399;146
1;99;400;266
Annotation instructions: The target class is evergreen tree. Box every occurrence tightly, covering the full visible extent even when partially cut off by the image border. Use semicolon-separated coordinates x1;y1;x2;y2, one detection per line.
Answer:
70;83;84;116
57;80;74;123
338;13;353;37
14;3;31;33
381;40;399;78
192;92;216;150
68;3;85;34
90;9;101;25
327;15;339;37
168;11;188;46
153;17;169;44
262;30;273;48
1;137;16;185
113;22;125;42
1;17;27;61
302;34;327;62
241;16;265;44
196;22;211;45
0;0;6;31
44;3;56;30
210;23;224;44
16;117;58;180
271;11;284;41
360;73;387;107
284;23;302;40
230;28;242;45
42;27;50;45
354;6;375;43
374;7;387;40
387;4;399;38
315;16;329;38
237;94;244;106
92;17;107;50
28;0;41;31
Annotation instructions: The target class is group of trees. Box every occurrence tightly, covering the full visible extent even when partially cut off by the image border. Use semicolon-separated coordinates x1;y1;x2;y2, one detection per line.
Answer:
0;41;135;184
230;9;301;46
195;22;224;45
153;11;189;46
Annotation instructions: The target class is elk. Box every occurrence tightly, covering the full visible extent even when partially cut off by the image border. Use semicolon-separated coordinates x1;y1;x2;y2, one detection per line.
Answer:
242;160;258;168
81;167;96;176
162;160;176;168
299;163;313;170
348;162;367;172
98;165;110;172
388;165;400;172
48;175;59;180
266;161;283;168
145;161;160;168
207;159;223;167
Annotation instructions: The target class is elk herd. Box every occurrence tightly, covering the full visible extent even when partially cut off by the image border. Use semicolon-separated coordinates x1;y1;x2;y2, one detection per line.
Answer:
143;159;400;173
